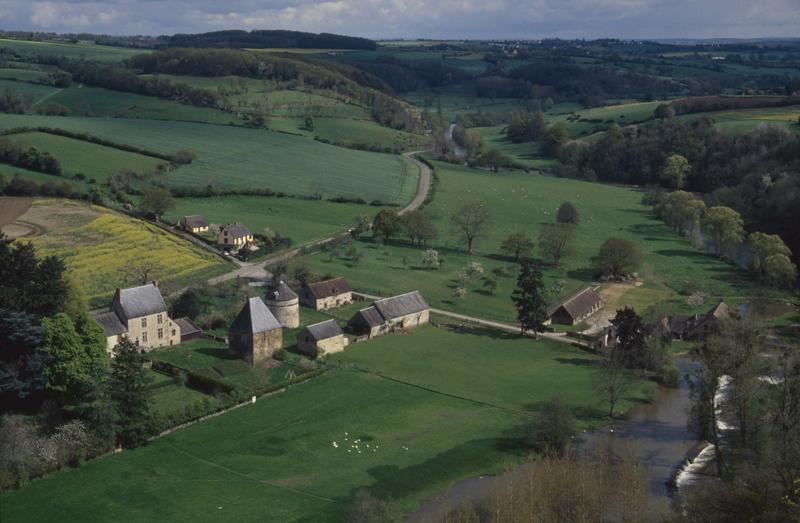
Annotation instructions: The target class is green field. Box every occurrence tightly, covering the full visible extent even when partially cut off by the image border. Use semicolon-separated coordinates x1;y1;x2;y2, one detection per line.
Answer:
164;195;383;247
35;85;238;124
16;199;230;305
475;125;556;169
0;38;145;61
0;68;47;82
303;160;767;322
0;163;91;193
0;114;418;204
682;105;800;134
5;132;168;183
0;326;653;522
0;78;61;104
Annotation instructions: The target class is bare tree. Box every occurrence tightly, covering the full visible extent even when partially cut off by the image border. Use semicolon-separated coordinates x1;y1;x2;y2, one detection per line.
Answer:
597;346;636;417
123;259;164;286
451;201;491;254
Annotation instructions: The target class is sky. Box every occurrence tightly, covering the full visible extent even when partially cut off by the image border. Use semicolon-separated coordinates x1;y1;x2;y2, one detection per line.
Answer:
0;0;798;40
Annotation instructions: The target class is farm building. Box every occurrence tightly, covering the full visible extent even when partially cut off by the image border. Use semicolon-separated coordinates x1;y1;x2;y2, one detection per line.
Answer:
659;301;730;340
175;317;202;343
297;319;347;357
348;291;429;338
180;215;208;233
549;288;602;326
229;297;283;365
92;282;181;354
265;280;300;328
300;277;352;310
218;222;253;250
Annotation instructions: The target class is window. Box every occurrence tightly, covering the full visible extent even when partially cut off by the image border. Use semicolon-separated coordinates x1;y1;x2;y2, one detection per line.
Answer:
172;329;176;336
158;328;163;339
141;317;147;328
142;332;148;343
157;314;163;324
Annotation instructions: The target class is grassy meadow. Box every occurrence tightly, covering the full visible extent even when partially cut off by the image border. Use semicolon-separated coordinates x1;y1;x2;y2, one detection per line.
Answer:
303;160;766;322
5;132;168;183
1;326;654;522
16;199;229;305
0;114;418;205
0;38;145;61
164;195;382;247
35;85;238;124
0;78;61;104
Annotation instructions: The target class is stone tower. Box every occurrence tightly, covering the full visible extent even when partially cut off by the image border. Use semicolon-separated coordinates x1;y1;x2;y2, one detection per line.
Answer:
264;280;300;328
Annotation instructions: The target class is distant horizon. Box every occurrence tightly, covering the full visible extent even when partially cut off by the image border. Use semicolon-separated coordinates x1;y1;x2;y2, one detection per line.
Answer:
0;1;797;42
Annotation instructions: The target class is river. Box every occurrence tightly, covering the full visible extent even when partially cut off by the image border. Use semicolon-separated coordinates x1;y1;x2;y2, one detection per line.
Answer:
409;358;702;522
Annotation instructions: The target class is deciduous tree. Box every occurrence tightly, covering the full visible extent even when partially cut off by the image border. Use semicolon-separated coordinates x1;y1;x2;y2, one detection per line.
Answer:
139;186;175;221
702;206;744;259
372;210;402;243
592;237;641;280
660;154;690;189
501;232;534;261
451;201;491;254
556;201;580;225
401;209;437;246
538;223;575;267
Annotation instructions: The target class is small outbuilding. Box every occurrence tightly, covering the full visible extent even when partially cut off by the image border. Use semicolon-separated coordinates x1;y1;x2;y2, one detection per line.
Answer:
297;319;347;357
175;317;202;343
180;215;208;233
549;288;602;326
228;297;283;365
348;291;429;338
265;280;300;328
300;277;352;310
660;300;730;340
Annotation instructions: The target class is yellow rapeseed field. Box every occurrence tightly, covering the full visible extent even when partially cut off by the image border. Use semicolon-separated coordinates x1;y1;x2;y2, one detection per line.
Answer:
22;199;229;303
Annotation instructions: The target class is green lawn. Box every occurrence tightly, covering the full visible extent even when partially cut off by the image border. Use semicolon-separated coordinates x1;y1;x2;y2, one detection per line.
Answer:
303;160;769;322
269;117;430;151
163;195;384;247
0;114;418;205
5;132;167;183
147;369;211;417
1;327;654;522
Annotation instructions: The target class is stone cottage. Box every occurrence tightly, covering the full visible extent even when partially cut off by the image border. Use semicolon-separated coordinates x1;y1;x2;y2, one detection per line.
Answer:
228;297;283;365
265;280;300;328
549;287;602;326
218;222;253;251
91;282;181;354
180;215;208;234
297;319;347;357
659;300;730;340
300;277;352;310
348;291;429;338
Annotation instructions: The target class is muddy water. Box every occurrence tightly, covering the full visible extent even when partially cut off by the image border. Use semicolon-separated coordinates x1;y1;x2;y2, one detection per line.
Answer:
408;358;700;522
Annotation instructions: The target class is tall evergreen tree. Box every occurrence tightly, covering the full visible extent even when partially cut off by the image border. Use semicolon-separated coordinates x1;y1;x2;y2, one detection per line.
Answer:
609;307;647;369
110;338;153;448
511;262;549;337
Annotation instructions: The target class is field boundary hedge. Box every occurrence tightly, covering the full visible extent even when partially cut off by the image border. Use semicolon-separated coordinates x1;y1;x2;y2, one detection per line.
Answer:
0;126;181;163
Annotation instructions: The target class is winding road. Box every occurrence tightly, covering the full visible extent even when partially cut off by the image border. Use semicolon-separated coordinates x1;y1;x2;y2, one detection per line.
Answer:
206;150;433;285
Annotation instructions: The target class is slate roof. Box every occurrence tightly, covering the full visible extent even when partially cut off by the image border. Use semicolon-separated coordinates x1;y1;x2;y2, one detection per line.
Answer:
265;281;298;302
175;317;201;336
230;297;281;334
182;215;207;228
304;319;343;341
350;306;384;328
92;311;127;337
113;283;167;321
305;277;351;299
553;288;601;320
222;223;252;239
373;291;429;320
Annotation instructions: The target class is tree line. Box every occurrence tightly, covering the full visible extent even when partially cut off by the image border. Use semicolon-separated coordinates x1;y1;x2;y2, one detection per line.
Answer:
556;118;800;266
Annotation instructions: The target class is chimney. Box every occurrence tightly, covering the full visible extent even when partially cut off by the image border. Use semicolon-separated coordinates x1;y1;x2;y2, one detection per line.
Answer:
151;280;158;288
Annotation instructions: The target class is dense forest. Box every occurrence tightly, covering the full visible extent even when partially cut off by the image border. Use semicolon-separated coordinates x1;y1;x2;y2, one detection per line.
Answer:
166;30;377;50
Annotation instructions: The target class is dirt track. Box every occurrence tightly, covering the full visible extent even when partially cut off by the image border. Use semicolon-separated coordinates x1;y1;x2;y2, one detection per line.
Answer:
0;197;33;227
